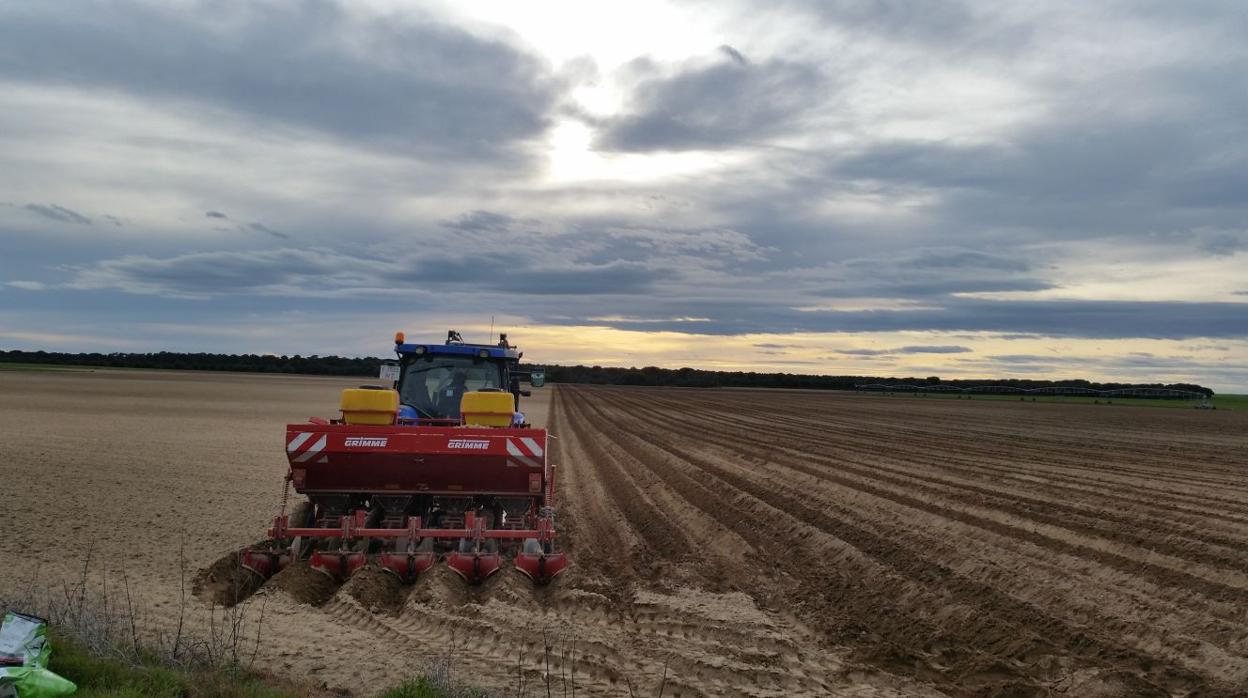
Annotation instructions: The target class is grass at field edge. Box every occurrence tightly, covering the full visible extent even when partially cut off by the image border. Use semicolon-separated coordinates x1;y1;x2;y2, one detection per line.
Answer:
44;633;463;698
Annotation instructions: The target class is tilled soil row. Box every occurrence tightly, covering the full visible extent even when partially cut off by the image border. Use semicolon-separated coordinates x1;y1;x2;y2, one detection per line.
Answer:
560;385;1248;697
653;391;1248;515
605;390;1248;595
633;389;1248;552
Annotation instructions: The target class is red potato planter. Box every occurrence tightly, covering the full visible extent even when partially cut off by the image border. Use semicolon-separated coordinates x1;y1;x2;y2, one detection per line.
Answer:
242;331;566;586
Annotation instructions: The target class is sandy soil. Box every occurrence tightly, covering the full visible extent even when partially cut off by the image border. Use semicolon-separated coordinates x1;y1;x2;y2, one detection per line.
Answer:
2;371;1246;696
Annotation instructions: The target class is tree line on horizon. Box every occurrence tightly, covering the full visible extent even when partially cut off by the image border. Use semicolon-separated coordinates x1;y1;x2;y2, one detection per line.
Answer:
0;349;1214;396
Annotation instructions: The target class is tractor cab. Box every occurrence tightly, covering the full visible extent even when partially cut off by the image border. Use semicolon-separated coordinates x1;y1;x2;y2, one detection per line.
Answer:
387;330;539;423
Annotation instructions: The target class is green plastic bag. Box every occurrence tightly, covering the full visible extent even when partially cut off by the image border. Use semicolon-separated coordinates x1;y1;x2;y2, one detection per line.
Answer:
0;666;78;698
0;613;75;697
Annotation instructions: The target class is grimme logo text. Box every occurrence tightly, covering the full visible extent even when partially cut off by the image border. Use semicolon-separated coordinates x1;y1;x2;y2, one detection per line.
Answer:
344;437;388;447
448;439;490;450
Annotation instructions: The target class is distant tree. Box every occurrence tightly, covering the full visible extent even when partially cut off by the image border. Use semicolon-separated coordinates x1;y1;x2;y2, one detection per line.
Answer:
0;349;1214;397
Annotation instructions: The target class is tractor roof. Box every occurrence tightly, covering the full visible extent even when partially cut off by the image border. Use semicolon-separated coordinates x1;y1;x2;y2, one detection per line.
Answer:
395;342;520;360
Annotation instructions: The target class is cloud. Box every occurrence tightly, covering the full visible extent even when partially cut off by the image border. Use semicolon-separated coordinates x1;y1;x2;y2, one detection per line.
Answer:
34;246;669;299
390;255;669;295
899;249;1031;272
825;116;1248;242
897;345;972;354
57;248;390;298
775;0;980;44
24;203;90;224
800;247;1053;299
440;210;517;233
1198;232;1248;257
555;297;1248;340
835;345;971;356
246;222;288;239
597;51;825;151
500;262;667;295
205;211;228;219
986;354;1049;364
718;45;748;66
6;280;48;291
836;348;892;356
0;1;562;160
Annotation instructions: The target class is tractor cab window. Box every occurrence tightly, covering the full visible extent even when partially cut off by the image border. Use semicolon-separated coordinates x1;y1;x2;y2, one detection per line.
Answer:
399;354;504;419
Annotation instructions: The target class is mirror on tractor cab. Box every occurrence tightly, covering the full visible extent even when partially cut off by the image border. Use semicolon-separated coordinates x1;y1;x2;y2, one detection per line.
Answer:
530;368;546;388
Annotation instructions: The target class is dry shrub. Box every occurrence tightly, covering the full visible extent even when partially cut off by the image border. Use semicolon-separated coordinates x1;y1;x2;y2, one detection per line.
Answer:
1;538;265;678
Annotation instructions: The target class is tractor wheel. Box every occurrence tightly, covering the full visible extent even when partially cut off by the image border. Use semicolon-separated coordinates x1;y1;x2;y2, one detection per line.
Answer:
522;538;542;555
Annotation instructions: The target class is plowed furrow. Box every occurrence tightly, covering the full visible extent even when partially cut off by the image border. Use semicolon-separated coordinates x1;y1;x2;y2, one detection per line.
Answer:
558;385;1246;696
609;387;1248;579
642;390;1248;514
654;390;1248;491
636;421;1225;694
627;389;1248;538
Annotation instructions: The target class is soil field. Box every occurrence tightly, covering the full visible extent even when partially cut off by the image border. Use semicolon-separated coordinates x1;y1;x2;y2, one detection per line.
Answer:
2;372;1247;697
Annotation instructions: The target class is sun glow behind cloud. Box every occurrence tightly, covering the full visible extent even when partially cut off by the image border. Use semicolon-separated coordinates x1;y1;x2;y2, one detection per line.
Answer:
544;119;742;184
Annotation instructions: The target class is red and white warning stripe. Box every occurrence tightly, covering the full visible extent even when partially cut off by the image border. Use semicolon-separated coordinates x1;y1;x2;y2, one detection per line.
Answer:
287;431;328;464
505;436;544;468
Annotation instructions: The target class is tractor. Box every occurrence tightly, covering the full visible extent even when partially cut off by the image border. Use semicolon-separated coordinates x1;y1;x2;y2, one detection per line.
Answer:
242;330;567;585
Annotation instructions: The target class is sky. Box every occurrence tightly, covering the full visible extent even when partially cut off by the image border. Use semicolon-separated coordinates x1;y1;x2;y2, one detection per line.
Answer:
2;0;1247;391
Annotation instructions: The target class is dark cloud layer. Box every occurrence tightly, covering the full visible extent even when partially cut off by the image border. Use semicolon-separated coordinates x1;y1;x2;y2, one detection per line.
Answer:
25;203;90;224
57;247;669;299
440;210;517;233
566;298;1248;340
0;1;561;159
597;50;825;151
